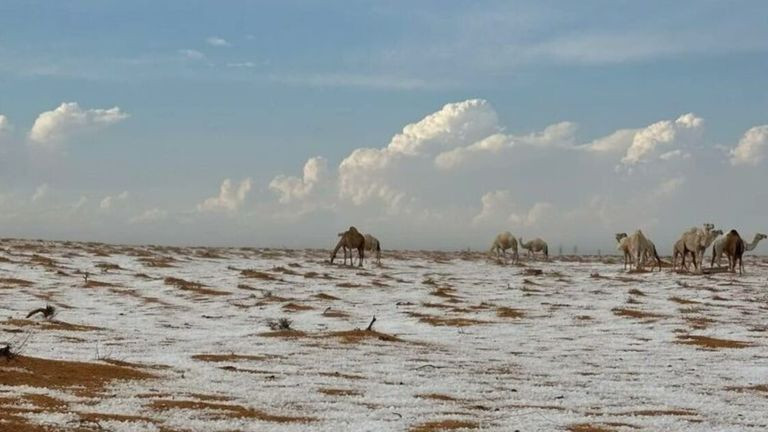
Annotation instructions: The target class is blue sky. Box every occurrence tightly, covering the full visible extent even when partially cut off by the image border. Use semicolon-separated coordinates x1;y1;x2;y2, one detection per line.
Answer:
1;1;767;251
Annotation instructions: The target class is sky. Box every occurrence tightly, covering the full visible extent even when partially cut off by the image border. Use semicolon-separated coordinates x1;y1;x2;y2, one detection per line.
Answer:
1;1;767;253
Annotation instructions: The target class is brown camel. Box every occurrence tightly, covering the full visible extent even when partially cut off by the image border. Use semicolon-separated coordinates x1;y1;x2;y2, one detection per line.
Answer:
723;229;745;275
331;226;365;267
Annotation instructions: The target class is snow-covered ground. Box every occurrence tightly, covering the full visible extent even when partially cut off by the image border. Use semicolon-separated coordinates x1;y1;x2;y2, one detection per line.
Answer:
1;239;767;432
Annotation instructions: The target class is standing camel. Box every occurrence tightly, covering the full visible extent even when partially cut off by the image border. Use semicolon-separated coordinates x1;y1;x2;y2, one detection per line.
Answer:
723;230;745;274
619;232;661;271
519;237;548;260
363;234;382;265
615;233;632;271
626;230;654;271
674;224;719;273
711;233;766;268
330;227;365;267
490;232;519;264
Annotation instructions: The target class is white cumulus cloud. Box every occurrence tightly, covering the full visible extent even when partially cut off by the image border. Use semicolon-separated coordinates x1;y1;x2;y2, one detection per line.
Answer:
338;99;499;208
730;125;768;166
269;157;328;203
197;178;252;213
620;113;703;166
28;102;128;147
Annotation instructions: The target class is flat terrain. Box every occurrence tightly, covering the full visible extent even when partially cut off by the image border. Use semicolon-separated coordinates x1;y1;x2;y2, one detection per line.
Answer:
1;239;767;431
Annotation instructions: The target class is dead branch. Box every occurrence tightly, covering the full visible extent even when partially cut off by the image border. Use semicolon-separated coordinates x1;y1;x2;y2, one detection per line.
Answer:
26;305;56;319
365;315;376;331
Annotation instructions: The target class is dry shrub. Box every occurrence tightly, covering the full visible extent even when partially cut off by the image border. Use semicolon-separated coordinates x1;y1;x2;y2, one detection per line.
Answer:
267;318;293;331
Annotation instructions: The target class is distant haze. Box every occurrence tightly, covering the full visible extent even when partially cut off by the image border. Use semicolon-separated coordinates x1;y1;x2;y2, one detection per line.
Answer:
1;2;767;255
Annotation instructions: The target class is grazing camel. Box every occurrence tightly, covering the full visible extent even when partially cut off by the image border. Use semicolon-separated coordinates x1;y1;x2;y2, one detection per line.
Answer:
723;229;746;274
626;230;655;271
645;239;663;271
330;226;365;267
615;233;632;270
519;237;548;260
490;232;519;264
674;224;719;273
711;233;766;268
363;234;382;265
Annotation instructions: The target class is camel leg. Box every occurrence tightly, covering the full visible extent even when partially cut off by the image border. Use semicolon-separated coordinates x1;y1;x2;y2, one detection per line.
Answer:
358;248;364;268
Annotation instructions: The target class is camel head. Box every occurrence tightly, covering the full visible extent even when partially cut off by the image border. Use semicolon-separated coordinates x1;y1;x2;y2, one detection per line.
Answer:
615;233;627;243
703;223;715;232
757;233;767;241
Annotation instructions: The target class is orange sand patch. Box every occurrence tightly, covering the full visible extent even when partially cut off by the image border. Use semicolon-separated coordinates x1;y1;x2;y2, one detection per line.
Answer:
611;308;666;320
164;277;228;296
676;335;753;349
318;388;363;396
148;399;314;423
3;319;105;332
192;353;272;362
497;307;525;319
410;420;479;432
0;355;154;397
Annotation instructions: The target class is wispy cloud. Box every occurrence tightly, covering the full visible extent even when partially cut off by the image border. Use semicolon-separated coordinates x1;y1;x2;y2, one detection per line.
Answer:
206;36;231;47
178;49;205;60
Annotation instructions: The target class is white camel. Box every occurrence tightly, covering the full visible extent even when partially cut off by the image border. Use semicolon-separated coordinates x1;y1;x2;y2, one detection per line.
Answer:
363;234;382;265
625;230;656;271
673;224;720;273
490;231;519;264
519;237;548;260
711;233;766;268
615;233;632;271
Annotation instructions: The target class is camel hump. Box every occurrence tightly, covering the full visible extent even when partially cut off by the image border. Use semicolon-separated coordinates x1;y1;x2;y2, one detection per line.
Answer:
348;226;359;233
729;229;739;236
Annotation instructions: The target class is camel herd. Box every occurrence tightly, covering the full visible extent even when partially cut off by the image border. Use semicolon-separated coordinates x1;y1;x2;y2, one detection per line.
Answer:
330;225;764;275
615;224;765;275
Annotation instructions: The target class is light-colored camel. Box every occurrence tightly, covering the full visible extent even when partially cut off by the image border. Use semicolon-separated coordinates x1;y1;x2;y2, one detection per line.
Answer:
490;232;519;264
674;229;723;272
519;237;548;260
363;234;382;265
625;230;656;271
723;229;745;274
674;224;719;273
711;233;766;268
618;232;662;271
615;233;632;270
330;226;365;267
645;239;663;271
